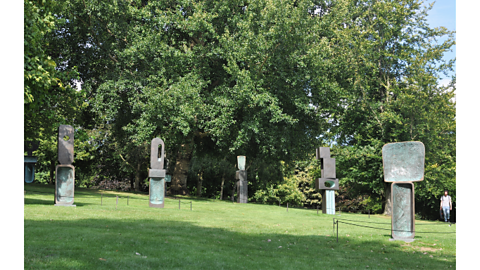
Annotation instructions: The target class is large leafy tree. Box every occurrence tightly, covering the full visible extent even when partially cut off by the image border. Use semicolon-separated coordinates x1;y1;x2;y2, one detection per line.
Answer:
324;0;455;218
24;0;87;185
60;0;343;193
32;0;455;221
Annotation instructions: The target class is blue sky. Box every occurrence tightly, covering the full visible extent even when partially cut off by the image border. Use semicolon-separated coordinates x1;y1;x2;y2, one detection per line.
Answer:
424;0;456;84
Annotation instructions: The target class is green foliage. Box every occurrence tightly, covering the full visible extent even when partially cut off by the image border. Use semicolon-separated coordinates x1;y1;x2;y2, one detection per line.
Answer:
63;0;337;169
24;0;61;105
321;0;456;219
25;0;455;221
360;196;383;214
33;171;50;185
24;0;81;139
295;158;322;208
252;158;322;208
252;175;305;206
333;144;385;203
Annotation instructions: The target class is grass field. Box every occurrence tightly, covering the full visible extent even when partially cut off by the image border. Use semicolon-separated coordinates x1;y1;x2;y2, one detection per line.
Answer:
24;183;456;269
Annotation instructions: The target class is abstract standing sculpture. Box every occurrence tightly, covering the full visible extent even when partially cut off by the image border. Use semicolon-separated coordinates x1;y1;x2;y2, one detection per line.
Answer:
314;147;339;215
24;141;39;183
235;156;248;203
382;141;425;241
149;138;166;208
55;125;76;206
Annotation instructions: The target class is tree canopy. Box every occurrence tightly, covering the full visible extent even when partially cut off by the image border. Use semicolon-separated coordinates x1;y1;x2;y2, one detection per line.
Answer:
25;0;455;219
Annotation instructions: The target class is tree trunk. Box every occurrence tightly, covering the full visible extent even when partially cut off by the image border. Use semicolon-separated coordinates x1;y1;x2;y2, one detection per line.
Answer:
171;143;193;195
196;170;203;197
135;162;141;192
231;179;236;202
220;171;225;200
383;182;392;216
130;174;134;191
49;159;55;185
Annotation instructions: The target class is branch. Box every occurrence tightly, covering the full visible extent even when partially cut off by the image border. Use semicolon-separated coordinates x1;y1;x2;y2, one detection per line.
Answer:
119;153;136;171
257;43;281;76
97;16;128;44
71;13;119;64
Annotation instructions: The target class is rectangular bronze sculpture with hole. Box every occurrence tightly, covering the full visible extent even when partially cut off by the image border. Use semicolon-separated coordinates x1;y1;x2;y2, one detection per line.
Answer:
382;141;425;242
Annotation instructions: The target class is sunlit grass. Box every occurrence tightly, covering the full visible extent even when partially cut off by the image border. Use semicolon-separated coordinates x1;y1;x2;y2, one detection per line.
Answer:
24;184;455;269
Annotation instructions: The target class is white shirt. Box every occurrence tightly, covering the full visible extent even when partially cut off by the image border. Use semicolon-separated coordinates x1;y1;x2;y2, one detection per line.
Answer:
441;195;451;208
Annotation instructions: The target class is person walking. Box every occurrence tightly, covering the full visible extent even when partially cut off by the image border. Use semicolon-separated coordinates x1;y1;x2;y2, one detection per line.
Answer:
440;190;452;222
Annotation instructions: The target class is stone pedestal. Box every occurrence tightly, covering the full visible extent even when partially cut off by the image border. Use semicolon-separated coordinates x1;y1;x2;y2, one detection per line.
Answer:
391;182;415;240
149;177;165;208
236;170;248;203
24;156;37;183
321;190;335;215
149;138;166;208
55;165;75;206
24;141;39;184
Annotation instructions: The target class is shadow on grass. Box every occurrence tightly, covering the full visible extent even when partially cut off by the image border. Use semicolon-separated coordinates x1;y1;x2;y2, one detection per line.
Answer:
24;217;454;270
24;198;54;205
382;234;424;239
24;198;95;207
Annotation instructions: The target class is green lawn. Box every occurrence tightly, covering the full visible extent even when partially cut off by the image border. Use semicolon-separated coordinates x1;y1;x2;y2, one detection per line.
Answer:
24;184;456;269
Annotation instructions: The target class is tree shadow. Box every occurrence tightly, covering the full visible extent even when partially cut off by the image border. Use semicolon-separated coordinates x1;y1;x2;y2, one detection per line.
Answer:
24;217;455;270
24;198;53;205
24;197;94;206
382;234;424;239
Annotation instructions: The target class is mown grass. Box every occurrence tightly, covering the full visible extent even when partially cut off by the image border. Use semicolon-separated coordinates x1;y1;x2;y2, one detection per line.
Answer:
24;183;456;269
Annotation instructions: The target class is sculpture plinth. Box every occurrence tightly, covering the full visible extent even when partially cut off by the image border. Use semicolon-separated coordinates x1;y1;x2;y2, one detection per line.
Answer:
382;141;425;241
55;125;75;206
149;138;166;208
55;165;75;206
315;147;339;215
234;156;248;203
391;183;415;240
236;170;248;203
24;156;38;184
24;141;39;183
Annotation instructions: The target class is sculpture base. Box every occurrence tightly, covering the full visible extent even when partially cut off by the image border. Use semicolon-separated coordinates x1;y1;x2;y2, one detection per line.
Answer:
321;190;336;215
236;171;248;203
149;177;165;208
391;182;415;240
389;238;415;243
24;156;37;183
55;165;75;206
55;204;76;207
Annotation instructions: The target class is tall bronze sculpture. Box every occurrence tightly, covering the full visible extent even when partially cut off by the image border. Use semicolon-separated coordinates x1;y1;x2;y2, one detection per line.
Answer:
314;147;339;214
235;156;248;203
55;125;76;206
382;141;425;241
149;138;166;208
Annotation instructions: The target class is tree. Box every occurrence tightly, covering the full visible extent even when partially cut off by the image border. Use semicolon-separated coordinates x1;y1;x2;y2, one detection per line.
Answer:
24;0;61;109
25;0;85;186
59;0;343;194
323;0;455;218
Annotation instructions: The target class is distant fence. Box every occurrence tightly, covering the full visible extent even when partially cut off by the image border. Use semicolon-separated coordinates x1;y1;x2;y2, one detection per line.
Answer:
331;217;456;243
24;190;193;210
